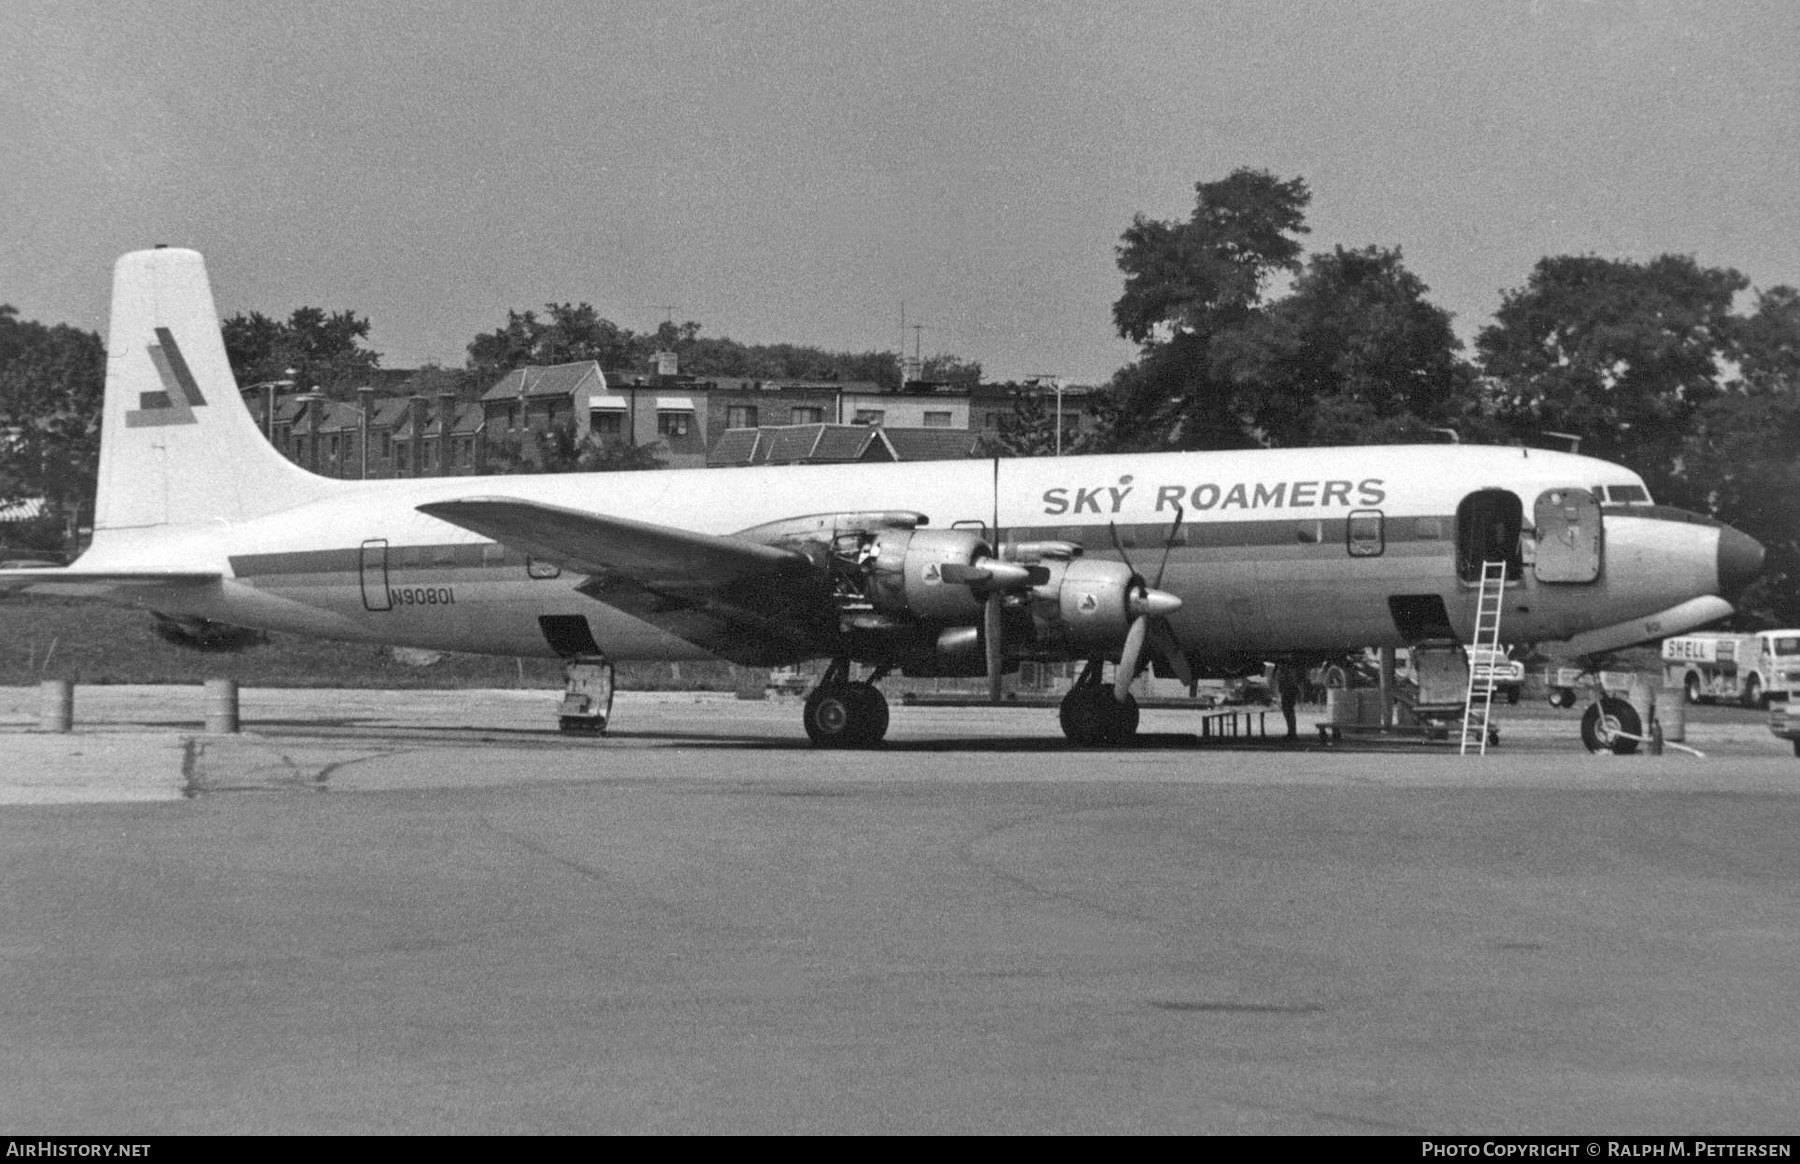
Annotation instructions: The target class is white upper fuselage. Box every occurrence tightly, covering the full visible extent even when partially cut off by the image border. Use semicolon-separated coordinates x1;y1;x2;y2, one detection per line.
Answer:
73;444;1728;663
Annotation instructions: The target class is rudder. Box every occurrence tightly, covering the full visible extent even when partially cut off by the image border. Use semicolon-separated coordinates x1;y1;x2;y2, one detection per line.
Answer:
93;248;340;533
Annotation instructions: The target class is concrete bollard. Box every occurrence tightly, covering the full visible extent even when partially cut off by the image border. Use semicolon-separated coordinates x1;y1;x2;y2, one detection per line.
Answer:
1658;689;1686;743
38;679;73;733
204;677;240;734
1628;674;1656;743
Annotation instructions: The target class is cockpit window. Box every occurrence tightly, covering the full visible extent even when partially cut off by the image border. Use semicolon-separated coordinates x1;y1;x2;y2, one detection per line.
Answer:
1600;484;1650;504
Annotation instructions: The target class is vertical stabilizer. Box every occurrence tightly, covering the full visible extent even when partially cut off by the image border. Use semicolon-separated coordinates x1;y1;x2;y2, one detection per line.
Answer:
93;248;341;533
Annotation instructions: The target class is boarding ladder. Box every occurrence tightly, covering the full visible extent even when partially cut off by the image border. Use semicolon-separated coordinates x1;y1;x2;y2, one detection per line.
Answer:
1460;560;1507;755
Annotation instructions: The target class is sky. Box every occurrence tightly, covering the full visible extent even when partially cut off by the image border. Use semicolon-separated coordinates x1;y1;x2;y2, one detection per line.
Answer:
3;0;1796;386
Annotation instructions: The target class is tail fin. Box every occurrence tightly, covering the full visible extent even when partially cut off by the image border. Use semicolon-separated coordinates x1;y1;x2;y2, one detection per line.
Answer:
93;248;341;534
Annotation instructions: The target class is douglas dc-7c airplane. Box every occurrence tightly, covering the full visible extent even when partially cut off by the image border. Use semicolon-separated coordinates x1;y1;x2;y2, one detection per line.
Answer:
0;249;1767;748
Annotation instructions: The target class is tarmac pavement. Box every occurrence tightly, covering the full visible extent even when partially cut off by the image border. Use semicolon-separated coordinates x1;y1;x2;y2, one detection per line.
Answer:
0;687;1796;1134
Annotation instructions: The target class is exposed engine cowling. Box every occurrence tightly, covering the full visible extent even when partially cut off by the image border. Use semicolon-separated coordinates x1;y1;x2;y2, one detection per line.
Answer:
1025;556;1146;657
864;528;995;624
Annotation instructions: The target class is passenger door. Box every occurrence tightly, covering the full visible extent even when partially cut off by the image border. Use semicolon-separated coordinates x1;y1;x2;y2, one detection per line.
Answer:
1533;488;1602;583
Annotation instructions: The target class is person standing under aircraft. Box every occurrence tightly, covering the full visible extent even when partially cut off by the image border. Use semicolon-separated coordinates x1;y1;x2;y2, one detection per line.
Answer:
1272;661;1302;741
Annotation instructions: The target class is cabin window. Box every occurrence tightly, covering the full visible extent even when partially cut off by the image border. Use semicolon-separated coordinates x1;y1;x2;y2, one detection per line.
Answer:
922;411;953;428
657;411;693;437
726;405;758;429
526;556;561;580
1347;509;1385;557
591;410;624;438
790;406;823;425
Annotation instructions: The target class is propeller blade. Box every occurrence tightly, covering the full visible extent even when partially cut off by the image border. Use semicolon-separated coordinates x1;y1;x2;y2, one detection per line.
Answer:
940;560;1034;589
1115;614;1149;703
1153;503;1185;589
1146;617;1193;686
1107;521;1139;577
984;591;1004;703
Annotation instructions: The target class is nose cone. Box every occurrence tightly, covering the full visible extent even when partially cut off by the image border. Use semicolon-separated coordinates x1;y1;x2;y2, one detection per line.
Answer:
1129;586;1183;619
1717;524;1765;601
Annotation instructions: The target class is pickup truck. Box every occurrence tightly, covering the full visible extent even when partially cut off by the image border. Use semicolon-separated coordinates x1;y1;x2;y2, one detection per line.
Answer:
1469;647;1524;704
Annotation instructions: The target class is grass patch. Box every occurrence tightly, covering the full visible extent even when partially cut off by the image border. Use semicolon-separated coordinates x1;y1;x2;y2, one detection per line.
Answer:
0;596;752;691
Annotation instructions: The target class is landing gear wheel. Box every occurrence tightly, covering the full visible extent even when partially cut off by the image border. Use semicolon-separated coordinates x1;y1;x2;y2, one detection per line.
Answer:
1058;687;1140;746
804;681;889;748
1548;688;1576;709
1581;697;1641;755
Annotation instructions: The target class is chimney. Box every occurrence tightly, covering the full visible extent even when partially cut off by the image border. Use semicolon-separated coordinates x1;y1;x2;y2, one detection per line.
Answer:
408;394;428;477
306;392;322;474
438;392;458;475
357;386;377;477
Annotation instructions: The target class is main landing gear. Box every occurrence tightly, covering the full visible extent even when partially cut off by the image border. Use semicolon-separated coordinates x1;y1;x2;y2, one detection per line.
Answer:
804;659;891;748
1058;659;1140;746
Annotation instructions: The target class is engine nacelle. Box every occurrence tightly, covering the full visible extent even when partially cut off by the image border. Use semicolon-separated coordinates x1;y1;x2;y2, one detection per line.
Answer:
1027;557;1143;656
865;528;992;623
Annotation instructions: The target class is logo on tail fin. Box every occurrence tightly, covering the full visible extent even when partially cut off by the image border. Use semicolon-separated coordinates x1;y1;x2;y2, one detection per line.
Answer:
126;327;208;428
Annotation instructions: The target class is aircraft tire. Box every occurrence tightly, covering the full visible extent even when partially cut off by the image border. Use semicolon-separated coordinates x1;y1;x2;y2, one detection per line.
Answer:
845;682;889;746
804;682;887;748
1580;697;1641;755
1110;693;1141;744
1057;688;1139;746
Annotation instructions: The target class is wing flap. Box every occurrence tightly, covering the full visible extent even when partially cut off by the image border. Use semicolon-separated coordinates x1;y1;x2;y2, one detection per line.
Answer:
418;497;805;583
418;497;837;662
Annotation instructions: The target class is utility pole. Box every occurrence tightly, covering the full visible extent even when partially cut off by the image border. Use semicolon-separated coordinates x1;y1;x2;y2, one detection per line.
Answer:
1030;373;1064;455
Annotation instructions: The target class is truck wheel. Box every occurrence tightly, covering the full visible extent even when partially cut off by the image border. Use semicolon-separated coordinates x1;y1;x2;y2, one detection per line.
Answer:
1792;738;1800;759
1581;697;1641;755
1742;676;1766;710
1685;673;1702;704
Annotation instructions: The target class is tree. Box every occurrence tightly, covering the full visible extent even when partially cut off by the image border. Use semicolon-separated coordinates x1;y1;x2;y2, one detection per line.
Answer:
1099;168;1311;450
0;306;104;551
977;386;1073;458
1475;254;1746;499
223;307;382;398
481;421;667;475
1225;245;1474;446
1673;285;1800;623
466;304;658;381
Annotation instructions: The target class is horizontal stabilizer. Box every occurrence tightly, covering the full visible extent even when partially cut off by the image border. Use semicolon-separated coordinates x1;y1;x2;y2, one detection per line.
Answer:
0;567;221;600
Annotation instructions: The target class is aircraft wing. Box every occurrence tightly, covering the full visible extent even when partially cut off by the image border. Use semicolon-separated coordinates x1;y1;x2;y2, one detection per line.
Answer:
417;497;837;663
0;567;221;600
